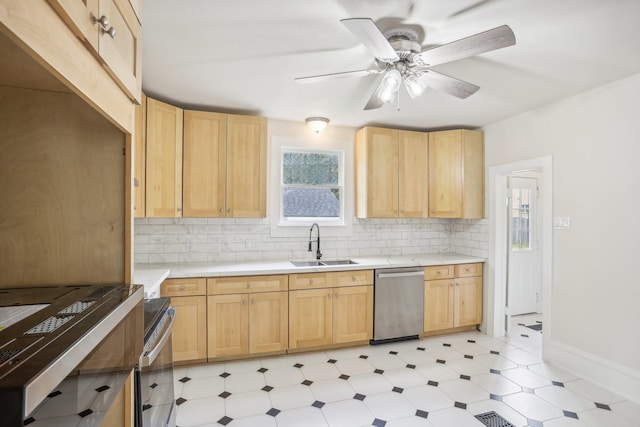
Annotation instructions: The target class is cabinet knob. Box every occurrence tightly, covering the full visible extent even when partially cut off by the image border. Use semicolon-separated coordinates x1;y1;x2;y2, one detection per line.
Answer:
219;208;224;213
327;293;331;299
437;271;441;275
351;276;356;281
309;279;314;285
92;15;116;38
251;298;255;304
227;208;231;213
335;292;339;298
242;299;247;304
246;283;251;288
179;285;185;290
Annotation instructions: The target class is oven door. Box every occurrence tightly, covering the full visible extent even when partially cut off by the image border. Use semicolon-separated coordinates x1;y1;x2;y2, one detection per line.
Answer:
136;306;176;427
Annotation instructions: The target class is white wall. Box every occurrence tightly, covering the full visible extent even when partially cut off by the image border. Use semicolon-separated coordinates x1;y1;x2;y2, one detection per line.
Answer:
483;73;640;391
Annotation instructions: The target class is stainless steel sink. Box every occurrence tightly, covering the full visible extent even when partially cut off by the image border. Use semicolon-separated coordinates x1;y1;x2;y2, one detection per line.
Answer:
290;261;325;267
320;259;358;266
290;259;357;267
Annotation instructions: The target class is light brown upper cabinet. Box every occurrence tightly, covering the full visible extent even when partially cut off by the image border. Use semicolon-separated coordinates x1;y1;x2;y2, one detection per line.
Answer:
355;127;429;218
46;0;142;102
428;130;484;219
145;97;183;217
182;112;267;218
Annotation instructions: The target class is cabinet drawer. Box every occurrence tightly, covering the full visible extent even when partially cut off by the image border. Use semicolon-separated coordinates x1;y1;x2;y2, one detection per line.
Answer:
289;272;331;290
161;278;206;296
207;275;288;295
331;270;373;287
424;265;455;280
455;263;483;278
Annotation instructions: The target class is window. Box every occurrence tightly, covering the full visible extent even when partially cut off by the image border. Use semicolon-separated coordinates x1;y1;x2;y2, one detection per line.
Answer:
280;148;344;225
511;188;531;250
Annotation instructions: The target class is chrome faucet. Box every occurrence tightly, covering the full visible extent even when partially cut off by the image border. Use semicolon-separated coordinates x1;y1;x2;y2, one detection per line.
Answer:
308;223;322;260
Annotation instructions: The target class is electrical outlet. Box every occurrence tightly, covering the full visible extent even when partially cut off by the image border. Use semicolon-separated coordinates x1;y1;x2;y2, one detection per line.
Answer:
553;217;571;230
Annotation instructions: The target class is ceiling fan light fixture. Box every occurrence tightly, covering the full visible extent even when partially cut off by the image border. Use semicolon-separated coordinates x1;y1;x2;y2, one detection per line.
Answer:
305;117;329;133
379;69;402;103
404;74;427;99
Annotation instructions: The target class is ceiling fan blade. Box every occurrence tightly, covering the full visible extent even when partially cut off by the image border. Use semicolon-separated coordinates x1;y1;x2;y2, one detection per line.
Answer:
416;70;480;99
341;18;399;63
295;69;381;84
414;25;515;67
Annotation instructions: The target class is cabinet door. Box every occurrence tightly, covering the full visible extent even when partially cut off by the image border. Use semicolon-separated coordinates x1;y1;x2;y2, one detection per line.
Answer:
46;0;142;102
146;97;183;217
455;276;482;327
97;0;142;101
333;285;373;344
424;279;454;332
249;292;288;354
133;94;146;218
183;110;227;217
207;294;248;358
399;130;429;218
226;114;267;217
289;289;332;349
429;130;463;218
171;296;207;362
355;127;398;218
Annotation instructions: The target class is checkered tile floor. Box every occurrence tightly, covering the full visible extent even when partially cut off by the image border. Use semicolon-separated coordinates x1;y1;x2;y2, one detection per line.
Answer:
173;315;640;426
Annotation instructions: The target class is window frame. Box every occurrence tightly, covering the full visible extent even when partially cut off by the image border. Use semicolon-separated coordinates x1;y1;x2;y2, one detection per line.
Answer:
279;146;345;227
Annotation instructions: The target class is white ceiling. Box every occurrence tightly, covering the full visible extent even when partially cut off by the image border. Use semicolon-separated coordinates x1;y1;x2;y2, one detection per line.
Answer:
142;0;640;130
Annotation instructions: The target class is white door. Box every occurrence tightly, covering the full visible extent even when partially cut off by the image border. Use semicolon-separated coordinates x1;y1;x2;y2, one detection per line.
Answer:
507;176;541;317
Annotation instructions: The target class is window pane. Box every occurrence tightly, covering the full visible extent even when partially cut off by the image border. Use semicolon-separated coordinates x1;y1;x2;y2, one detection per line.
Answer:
283;187;340;218
283;152;339;185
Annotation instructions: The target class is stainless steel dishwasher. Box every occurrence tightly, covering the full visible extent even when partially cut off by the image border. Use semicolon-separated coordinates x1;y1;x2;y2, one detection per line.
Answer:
372;267;425;344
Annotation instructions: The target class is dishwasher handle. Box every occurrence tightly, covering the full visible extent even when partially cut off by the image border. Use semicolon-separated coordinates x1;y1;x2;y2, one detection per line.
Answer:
376;271;424;279
140;307;176;367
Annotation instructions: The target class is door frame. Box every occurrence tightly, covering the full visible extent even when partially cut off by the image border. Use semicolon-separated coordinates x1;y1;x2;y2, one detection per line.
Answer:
485;156;552;350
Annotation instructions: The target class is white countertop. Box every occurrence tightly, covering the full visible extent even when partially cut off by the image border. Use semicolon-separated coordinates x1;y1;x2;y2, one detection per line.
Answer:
133;268;170;299
134;253;484;295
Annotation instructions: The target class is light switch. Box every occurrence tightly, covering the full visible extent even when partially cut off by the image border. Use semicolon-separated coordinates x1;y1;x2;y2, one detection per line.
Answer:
553;217;571;230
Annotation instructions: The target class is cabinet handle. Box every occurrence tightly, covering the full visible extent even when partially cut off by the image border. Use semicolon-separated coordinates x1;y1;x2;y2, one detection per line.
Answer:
92;15;116;38
242;299;247;304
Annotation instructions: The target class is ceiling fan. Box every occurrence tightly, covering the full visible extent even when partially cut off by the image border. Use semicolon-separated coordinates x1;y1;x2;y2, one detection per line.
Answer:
295;18;516;110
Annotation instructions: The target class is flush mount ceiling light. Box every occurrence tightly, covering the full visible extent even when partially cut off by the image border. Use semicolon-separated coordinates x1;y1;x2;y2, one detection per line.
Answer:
306;117;329;133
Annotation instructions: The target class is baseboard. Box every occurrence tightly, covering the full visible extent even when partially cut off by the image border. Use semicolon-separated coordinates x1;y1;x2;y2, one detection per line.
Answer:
544;338;640;404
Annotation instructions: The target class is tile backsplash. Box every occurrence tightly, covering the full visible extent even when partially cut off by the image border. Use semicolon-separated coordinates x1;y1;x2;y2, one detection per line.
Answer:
134;218;489;264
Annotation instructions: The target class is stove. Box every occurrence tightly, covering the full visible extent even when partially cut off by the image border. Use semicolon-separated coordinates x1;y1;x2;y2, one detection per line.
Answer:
0;284;143;426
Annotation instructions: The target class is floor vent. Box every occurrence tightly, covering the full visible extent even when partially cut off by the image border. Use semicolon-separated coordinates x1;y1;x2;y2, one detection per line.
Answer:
475;411;515;427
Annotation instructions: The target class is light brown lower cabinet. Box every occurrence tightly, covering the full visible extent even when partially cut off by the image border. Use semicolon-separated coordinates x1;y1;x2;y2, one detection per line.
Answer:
161;278;208;363
424;263;483;333
207;291;288;358
289;285;373;350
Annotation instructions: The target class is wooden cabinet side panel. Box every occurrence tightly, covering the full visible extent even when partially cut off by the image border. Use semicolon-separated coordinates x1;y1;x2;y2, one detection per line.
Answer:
183;110;227;217
332;285;373;343
424;279;455;331
226;115;267;217
133;93;146;217
0;87;125;287
399;130;429;218
428;130;463;218
171;296;207;362
249;292;288;353
366;127;399;218
354;128;368;218
463;130;485;218
145;98;183;217
288;289;332;349
207;295;249;358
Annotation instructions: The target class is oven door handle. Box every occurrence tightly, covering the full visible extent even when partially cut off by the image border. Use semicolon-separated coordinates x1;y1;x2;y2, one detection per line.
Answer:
140;307;176;367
